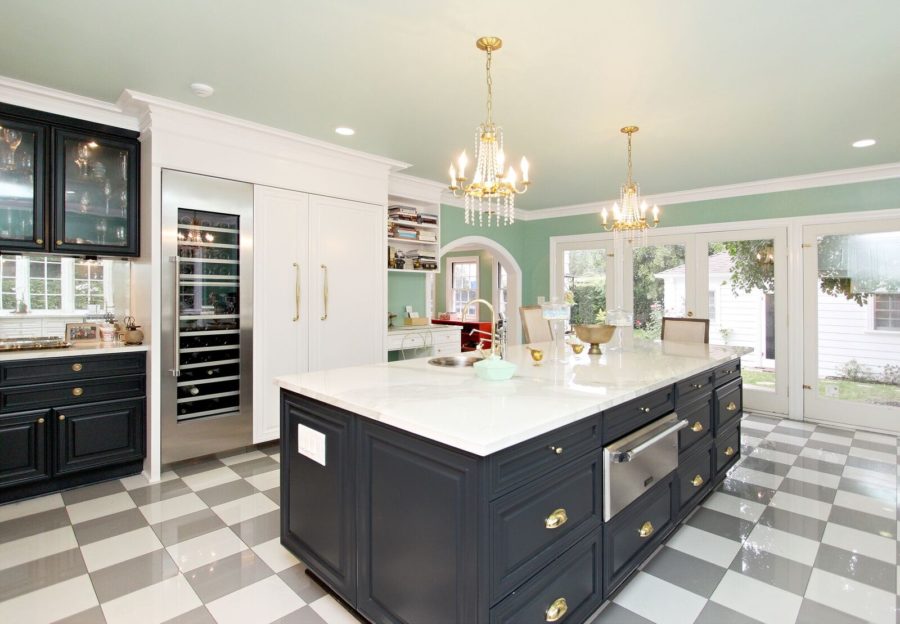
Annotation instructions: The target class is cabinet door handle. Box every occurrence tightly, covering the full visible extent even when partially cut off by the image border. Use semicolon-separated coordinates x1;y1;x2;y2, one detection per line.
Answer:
724;446;735;457
638;521;654;538
292;262;300;322
726;401;737;412
691;421;704;433
37;417;45;424
320;264;328;321
692;474;704;487
72;363;83;372
58;414;66;421
545;597;568;622
72;387;83;397
691;383;704;389
549;445;563;455
544;508;568;530
170;255;181;377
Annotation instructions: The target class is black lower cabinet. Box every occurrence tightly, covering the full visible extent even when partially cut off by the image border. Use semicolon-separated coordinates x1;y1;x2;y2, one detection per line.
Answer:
675;442;715;519
0;409;51;487
54;398;144;475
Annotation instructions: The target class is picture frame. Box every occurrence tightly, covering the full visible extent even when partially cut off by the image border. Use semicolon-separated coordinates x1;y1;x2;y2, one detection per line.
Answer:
65;322;99;344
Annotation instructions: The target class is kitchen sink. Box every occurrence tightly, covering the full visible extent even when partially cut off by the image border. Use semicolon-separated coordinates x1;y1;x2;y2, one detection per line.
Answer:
427;355;482;368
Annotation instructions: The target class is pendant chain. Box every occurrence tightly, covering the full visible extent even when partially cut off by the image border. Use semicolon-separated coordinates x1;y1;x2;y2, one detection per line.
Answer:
485;49;493;125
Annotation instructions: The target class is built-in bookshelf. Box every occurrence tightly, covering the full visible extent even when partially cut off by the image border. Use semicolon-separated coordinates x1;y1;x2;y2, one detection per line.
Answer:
386;201;441;274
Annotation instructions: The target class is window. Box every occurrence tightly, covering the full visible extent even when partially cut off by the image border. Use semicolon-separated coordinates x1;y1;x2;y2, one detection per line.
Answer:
874;294;900;330
74;261;105;310
497;262;508;320
0;255;114;314
708;289;717;322
29;257;63;311
447;257;478;319
0;257;17;311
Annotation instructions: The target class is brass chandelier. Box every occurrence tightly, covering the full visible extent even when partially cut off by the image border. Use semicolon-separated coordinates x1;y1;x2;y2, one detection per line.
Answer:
601;126;661;242
448;36;530;227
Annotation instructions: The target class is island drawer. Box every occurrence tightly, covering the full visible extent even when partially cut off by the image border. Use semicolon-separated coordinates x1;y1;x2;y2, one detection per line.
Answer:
675;370;714;406
0;353;146;387
716;422;741;474
676;442;714;515
603;386;675;443
715;379;742;430
489;452;602;601
490;532;603;624
487;414;601;499
714;359;741;386
677;396;712;457
0;375;146;413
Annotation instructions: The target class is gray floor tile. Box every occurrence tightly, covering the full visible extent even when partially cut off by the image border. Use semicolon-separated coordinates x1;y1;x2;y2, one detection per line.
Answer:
795;598;869;624
0;548;86;602
258;441;280;456
264;486;280;504
717;478;777;505
813;543;897;593
72;507;149;546
230;509;280;547
687;507;755;542
695;601;764;624
804;438;851;454
845;455;895;474
60;479;126;505
53;605;107;624
792;455;845;476
194;478;257;508
0;506;71;544
772;425;812;439
756;506;827;541
777;478;836;504
590;602;655;624
169;458;226;477
812;425;854;439
229;456;280;478
828;505;896;538
642;546;727;598
151;508;227;547
742;413;780;426
729;546;812;595
279;564;328;604
851;438;897;454
162;606;217;624
184;549;273;603
740;456;792;477
836;476;896;502
756;438;805;456
127;478;193;506
89;548;179;602
271;606;330;624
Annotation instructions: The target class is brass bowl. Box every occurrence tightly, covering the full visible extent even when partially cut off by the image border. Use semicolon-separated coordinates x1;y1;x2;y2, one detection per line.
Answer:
571;343;585;355
573;324;617;355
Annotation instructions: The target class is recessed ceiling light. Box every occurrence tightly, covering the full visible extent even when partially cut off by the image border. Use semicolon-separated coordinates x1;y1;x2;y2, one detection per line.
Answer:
190;83;215;98
852;138;876;148
335;127;355;136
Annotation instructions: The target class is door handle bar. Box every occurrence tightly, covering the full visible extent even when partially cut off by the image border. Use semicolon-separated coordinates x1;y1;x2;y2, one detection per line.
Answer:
609;418;688;463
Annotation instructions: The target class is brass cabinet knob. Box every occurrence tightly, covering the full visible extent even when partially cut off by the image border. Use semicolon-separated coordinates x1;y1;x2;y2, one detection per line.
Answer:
544;508;568;530
690;421;704;433
639;406;651;413
726;401;737;412
72;387;83;397
549;445;564;455
638;521;654;538
37;417;45;424
71;363;83;372
36;238;43;245
58;414;65;421
56;240;63;246
692;474;704;487
691;383;704;389
724;446;735;457
545;597;568;623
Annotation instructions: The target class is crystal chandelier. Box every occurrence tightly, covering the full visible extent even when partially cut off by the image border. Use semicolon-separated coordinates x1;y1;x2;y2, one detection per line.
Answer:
601;126;661;243
448;36;530;227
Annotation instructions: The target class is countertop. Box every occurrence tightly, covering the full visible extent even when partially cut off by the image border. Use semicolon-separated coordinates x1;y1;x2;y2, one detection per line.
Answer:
276;340;752;456
387;325;462;332
0;342;149;362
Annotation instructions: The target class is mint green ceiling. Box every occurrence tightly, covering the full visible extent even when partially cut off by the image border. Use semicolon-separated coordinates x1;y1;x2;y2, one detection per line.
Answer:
2;1;898;209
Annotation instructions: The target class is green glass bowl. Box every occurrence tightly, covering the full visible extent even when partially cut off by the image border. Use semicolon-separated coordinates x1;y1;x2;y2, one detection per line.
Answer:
473;356;517;381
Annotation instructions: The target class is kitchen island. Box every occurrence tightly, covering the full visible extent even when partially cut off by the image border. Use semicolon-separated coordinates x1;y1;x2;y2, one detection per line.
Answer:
277;341;750;624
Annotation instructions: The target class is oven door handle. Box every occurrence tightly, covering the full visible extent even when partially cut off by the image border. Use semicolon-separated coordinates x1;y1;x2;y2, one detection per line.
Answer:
610;418;689;463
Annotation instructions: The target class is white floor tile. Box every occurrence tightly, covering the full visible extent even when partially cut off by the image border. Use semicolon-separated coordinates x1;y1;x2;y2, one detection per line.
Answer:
0;492;63;522
769;491;832;521
613;571;706;624
810;432;853;447
742;420;777;433
166;527;247;572
207;575;305;624
822;522;896;564
119;471;176;490
849;446;897;465
270;453;281;463
181;466;241;491
853;431;898;446
750;447;797;466
219;450;267;466
842;465;896;488
702;491;767;522
66;491;136;524
253;537;301;573
139;492;208;524
805;568;896;624
244;469;280;492
833;490;896;520
766;431;809;447
0;574;98;622
728;466;783;490
799;446;847;465
211;492;278;525
711;570;802;624
101;574;202;624
309;594;361;624
80;526;163;572
776;420;817;432
0;525;78;572
785;465;841;489
665;524;742;568
744;523;820;566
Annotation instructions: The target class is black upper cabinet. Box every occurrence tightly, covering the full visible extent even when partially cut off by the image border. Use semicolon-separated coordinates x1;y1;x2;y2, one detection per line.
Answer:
0;102;140;257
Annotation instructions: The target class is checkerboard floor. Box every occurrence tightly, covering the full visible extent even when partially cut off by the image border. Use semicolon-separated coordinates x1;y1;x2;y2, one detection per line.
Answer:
0;415;897;623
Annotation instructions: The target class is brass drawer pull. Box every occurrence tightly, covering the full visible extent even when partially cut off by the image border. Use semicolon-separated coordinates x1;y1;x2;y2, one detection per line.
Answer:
72;363;83;372
692;474;704;487
72;387;84;397
724;446;735;457
58;414;65;421
638;521;654;538
545;597;568;622
690;421;704;433
37;417;45;424
725;401;737;412
544;508;568;530
549;445;563;455
691;383;704;389
639;406;651;413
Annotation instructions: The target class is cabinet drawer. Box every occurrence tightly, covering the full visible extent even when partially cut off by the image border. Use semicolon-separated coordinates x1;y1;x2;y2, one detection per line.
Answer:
433;343;458;356
677;443;714;515
0;353;146;387
676;370;714;406
716;423;741;474
487;415;602;498
603;386;675;443
490;452;602;601
387;333;426;350
432;330;460;345
490;533;603;624
677;397;712;456
715;379;742;430
604;475;675;593
54;398;144;476
714;359;741;386
0;409;51;488
0;374;145;413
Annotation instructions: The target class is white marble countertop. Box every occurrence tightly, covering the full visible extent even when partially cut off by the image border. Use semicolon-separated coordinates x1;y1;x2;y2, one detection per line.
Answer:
387;325;461;333
0;342;149;362
276;340;751;456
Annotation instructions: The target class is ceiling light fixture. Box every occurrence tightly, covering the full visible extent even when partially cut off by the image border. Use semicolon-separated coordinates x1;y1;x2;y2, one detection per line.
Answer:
601;126;661;243
190;83;215;98
335;127;355;136
448;36;530;227
852;138;876;148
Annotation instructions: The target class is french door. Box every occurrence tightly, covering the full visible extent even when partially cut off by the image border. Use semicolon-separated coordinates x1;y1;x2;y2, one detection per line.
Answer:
802;219;900;432
553;236;618;327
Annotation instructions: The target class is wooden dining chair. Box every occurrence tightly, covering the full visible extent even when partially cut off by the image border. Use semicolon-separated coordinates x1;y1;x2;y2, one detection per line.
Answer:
661;317;710;343
519;305;553;343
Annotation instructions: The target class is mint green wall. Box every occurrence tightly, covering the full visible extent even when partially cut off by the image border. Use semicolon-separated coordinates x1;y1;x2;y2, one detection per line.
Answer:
435;250;495;316
387;272;427;323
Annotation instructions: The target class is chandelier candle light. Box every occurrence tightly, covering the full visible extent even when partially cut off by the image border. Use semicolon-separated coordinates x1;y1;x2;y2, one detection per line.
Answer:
601;126;661;243
449;36;530;227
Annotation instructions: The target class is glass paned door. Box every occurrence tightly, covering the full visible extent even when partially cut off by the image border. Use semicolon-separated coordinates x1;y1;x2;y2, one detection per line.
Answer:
626;236;692;341
553;237;616;332
0;117;44;250
803;220;900;432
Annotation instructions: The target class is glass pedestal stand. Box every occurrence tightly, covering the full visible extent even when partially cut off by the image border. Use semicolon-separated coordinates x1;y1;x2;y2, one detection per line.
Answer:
541;301;572;363
605;308;634;352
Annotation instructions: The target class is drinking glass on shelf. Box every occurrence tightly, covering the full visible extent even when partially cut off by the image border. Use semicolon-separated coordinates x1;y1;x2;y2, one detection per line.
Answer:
115;226;126;242
104;180;112;215
97;219;107;244
4;129;21;169
119;151;128;182
75;142;92;177
80;192;91;213
119;190;128;216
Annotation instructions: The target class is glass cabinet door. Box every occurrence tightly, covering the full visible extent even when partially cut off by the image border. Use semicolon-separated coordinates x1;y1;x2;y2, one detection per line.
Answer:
0;117;45;251
53;129;138;256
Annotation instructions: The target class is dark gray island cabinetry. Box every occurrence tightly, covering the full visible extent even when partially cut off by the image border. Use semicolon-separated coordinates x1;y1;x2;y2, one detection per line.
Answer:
280;350;744;624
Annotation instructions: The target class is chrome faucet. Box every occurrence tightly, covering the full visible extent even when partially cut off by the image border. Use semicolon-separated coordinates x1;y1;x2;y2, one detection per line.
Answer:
461;298;500;359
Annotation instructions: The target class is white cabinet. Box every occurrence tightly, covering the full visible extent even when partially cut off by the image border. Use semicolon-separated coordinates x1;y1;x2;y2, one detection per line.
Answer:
254;188;385;443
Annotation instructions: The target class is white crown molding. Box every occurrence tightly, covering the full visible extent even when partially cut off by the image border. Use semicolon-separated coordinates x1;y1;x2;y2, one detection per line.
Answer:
388;173;447;204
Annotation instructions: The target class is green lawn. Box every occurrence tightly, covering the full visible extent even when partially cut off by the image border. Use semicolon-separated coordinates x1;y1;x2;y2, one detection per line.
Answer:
741;368;900;405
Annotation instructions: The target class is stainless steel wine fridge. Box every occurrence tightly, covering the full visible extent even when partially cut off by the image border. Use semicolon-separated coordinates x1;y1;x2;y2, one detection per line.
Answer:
161;170;253;463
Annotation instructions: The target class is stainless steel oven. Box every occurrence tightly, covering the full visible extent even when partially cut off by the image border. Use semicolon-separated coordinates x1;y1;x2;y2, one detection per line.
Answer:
603;413;688;521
